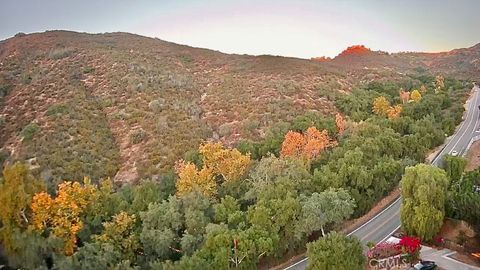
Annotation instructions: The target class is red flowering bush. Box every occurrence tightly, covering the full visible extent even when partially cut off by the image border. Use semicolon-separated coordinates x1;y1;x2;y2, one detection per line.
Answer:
367;242;401;259
398;236;421;254
367;236;421;260
398;236;421;264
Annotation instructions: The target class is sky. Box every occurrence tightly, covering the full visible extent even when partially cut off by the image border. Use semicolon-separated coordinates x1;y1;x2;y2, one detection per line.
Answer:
1;0;480;58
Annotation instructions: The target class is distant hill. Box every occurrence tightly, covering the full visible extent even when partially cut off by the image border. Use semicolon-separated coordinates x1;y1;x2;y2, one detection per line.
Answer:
336;45;374;57
0;30;478;184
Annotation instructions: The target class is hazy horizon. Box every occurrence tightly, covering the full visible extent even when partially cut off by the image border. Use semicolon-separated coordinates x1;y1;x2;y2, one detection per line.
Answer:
2;0;480;58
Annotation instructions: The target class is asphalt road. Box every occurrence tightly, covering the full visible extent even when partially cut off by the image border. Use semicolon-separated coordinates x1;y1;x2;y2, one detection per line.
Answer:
283;85;480;270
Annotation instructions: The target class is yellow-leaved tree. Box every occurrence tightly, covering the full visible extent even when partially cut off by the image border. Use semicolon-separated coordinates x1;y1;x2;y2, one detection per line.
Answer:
410;89;422;102
175;160;216;197
199;142;251;183
0;162;45;237
30;177;98;255
372;96;391;116
175;142;251;197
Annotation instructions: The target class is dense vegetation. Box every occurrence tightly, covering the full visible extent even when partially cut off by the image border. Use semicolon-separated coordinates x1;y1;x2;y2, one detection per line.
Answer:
446;162;480;233
0;74;472;269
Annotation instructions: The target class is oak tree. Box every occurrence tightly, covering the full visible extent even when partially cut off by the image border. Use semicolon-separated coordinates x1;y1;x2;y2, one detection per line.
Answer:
299;188;355;236
306;232;365;270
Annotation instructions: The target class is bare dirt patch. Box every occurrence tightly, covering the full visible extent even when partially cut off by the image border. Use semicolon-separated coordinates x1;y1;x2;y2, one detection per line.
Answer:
436;218;480;267
465;140;480;171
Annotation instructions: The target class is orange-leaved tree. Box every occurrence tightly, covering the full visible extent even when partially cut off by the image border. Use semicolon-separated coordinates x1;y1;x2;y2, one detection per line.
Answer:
387;105;403;119
372;96;391;116
199;142;251;183
30;177;99;255
280;131;306;158
304;127;335;160
399;90;410;104
175;160;216;197
281;126;336;161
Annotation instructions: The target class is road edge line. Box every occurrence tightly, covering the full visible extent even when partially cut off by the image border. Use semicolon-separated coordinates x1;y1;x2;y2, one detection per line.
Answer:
348;196;401;236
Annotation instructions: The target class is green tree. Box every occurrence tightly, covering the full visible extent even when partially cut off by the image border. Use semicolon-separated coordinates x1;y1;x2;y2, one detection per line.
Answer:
443;155;467;184
247;179;302;255
56;241;131;270
152;254;209;270
446;169;480;231
130;180;172;213
400;164;449;241
306;232;365;270
193;223;275;270
299;188;355;236
314;147;401;216
182;192;213;232
214;195;246;229
335;89;380;121
139;196;183;261
247;155;312;198
93;212;139;263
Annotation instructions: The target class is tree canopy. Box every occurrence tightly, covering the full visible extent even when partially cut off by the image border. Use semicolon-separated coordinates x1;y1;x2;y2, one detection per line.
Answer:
400;164;449;241
306;232;365;270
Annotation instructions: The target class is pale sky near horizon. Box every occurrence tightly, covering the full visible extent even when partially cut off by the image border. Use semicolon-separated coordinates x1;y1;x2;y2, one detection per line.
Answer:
1;0;480;58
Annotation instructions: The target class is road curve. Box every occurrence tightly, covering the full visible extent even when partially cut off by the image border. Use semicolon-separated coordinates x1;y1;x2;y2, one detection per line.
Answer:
283;85;480;270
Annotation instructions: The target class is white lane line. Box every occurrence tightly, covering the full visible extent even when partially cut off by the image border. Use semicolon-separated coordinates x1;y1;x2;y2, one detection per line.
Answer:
359;208;401;242
283;87;478;270
348;196;401;236
449;89;478;153
377;224;401;244
462;88;480;156
432;87;477;164
283;257;308;270
283;201;402;270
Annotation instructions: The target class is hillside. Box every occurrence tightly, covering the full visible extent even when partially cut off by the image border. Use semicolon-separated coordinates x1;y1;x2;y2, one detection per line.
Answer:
0;30;478;185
